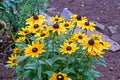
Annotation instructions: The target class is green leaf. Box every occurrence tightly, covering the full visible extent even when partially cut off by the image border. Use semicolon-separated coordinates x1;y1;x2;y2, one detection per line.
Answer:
90;69;102;78
63;67;70;74
24;63;37;70
16;56;27;63
45;71;55;77
15;42;27;47
38;66;42;79
45;59;53;66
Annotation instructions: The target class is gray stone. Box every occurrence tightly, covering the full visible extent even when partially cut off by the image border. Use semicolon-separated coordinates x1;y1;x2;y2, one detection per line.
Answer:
111;33;120;43
94;22;105;31
60;8;73;20
74;28;120;52
40;11;54;25
108;26;119;34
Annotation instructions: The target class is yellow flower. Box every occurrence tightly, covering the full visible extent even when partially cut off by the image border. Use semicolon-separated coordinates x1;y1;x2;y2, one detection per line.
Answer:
60;42;78;54
60;21;74;29
24;41;45;58
40;24;50;31
7;54;19;67
91;34;102;41
82;39;102;53
70;14;87;22
29;23;42;33
15;36;26;42
26;15;45;25
13;47;21;53
50;15;64;23
65;37;76;44
49;72;71;80
50;23;66;35
35;31;49;40
18;26;30;36
77;21;96;31
86;50;105;58
73;32;88;43
100;41;111;50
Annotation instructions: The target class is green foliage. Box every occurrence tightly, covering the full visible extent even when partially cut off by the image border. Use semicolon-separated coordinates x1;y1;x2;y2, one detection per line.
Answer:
0;0;48;35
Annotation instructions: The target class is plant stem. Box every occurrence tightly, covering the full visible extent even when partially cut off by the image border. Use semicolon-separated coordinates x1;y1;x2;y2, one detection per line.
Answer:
79;51;87;64
52;33;55;54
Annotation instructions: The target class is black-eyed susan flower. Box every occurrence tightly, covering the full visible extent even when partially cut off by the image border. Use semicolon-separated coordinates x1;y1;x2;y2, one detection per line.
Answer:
86;50;105;58
91;34;102;41
82;38;102;53
13;47;21;53
49;72;71;80
77;21;96;31
18;26;30;36
73;32;88;43
70;14;87;22
65;37;76;44
100;41;111;50
60;42;78;54
15;36;26;42
24;41;45;58
60;21;74;29
50;23;66;35
29;23;42;33
26;15;45;25
40;24;50;31
35;31;49;40
7;54;19;67
50;15;64;23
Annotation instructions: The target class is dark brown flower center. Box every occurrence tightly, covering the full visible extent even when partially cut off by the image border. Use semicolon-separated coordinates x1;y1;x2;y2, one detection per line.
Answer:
53;23;59;29
76;15;81;20
24;30;29;33
40;33;45;37
68;41;72;44
57;74;64;80
13;59;16;63
64;23;69;27
55;18;59;21
100;42;104;45
85;22;89;26
34;24;39;28
78;35;83;39
33;15;39;20
66;46;72;50
32;48;38;52
88;39;94;45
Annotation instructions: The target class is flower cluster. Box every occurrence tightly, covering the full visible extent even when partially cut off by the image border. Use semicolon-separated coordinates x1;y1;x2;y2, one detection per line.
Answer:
7;14;111;80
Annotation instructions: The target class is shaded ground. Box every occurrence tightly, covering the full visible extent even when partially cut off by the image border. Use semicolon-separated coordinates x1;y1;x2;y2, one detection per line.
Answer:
0;0;120;80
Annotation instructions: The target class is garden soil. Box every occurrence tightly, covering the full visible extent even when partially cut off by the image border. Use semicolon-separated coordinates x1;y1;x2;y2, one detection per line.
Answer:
0;0;120;80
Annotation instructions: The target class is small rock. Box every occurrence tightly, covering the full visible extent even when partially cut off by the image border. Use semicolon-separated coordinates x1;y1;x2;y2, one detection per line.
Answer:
109;67;114;71
94;22;105;31
108;26;119;34
60;8;73;20
40;11;54;25
111;33;120;43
